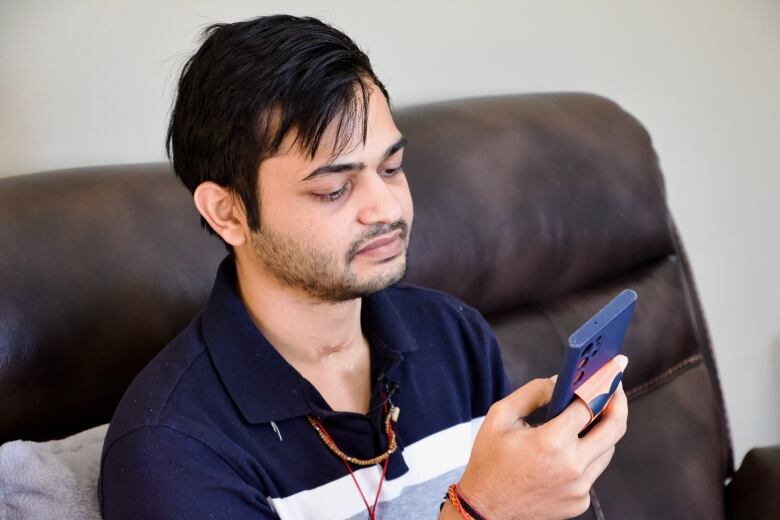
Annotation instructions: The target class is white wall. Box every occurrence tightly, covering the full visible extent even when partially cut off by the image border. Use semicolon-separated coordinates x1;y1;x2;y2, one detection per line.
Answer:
1;0;778;465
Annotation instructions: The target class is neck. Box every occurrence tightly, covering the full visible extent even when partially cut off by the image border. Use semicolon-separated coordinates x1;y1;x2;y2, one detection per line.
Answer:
233;253;373;414
234;254;365;367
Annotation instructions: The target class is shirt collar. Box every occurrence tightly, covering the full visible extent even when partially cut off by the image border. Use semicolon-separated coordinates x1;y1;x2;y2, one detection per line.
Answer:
200;255;418;425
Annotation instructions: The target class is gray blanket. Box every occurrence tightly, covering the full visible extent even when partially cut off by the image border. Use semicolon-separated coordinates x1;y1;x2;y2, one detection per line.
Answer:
0;424;107;520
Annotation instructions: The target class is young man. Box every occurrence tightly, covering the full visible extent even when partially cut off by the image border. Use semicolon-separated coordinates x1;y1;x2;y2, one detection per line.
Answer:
99;15;627;520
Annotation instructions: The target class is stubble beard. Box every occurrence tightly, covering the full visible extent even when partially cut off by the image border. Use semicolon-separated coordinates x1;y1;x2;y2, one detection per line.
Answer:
250;220;410;303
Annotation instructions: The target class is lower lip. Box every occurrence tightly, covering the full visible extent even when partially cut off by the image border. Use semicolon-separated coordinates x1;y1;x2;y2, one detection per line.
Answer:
356;236;403;259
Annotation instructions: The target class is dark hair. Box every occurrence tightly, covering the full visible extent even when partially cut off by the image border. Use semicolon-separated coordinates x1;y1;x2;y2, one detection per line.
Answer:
166;15;389;244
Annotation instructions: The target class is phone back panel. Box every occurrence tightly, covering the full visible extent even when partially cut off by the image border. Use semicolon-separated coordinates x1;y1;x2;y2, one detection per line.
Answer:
544;289;637;421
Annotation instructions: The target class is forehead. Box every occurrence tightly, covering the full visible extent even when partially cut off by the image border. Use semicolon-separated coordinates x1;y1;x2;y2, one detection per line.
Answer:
260;88;400;180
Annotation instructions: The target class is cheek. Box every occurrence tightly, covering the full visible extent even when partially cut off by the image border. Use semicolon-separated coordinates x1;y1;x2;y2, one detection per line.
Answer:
265;198;311;234
302;212;355;252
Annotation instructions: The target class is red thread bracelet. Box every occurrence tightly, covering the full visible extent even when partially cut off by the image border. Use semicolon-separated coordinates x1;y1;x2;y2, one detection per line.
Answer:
446;483;489;520
447;484;474;520
456;483;488;519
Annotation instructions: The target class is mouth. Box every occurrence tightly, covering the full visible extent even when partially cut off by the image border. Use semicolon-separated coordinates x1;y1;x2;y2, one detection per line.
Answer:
355;231;404;259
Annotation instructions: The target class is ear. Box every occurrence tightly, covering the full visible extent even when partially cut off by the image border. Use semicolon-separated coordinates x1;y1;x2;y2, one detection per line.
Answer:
193;181;247;247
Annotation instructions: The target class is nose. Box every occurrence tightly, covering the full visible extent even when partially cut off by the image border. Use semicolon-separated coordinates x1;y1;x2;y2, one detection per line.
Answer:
355;172;403;225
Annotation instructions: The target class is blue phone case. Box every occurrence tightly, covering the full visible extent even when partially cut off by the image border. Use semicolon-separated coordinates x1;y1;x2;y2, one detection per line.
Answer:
544;289;637;422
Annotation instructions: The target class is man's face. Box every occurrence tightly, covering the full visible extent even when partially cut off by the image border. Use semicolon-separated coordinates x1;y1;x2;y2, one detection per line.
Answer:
247;86;413;302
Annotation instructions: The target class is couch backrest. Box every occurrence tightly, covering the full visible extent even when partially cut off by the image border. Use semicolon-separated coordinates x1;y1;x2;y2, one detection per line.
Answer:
0;93;732;518
398;93;733;518
0;165;225;441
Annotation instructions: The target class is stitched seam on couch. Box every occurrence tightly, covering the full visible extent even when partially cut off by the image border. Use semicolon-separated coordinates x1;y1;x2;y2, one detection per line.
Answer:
625;353;702;401
669;220;735;476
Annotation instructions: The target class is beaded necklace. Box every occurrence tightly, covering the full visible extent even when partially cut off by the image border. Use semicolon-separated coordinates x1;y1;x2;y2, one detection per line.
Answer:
306;397;400;519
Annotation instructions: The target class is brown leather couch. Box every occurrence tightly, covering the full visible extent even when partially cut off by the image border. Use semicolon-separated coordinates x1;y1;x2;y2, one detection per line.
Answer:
0;93;777;518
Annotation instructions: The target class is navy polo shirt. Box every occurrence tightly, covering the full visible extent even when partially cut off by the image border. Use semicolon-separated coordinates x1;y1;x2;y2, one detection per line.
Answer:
99;256;510;519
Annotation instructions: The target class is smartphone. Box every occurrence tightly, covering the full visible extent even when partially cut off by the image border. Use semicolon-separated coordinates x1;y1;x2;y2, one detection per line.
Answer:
544;289;637;422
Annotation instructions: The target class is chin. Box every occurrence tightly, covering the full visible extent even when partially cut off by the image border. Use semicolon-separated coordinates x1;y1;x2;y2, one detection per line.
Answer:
354;257;407;293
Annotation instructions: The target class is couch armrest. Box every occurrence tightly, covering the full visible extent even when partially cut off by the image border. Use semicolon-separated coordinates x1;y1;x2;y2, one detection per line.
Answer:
725;445;780;520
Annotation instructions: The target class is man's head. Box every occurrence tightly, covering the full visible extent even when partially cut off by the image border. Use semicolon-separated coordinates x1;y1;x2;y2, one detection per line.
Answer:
167;15;413;302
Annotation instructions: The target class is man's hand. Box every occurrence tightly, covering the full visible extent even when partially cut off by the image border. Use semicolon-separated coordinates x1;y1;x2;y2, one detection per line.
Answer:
451;376;628;520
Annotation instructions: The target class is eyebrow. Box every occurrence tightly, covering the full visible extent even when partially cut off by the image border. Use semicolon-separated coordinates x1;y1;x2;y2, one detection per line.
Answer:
301;136;408;182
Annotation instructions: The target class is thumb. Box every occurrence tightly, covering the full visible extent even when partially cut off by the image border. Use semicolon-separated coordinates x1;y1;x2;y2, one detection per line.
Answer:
488;377;556;431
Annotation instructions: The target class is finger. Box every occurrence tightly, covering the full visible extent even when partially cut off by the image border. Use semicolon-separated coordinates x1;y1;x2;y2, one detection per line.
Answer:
488;377;555;430
580;383;628;457
542;394;593;437
581;444;615;487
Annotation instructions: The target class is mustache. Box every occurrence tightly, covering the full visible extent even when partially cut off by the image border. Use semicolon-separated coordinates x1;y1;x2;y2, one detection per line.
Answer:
347;220;410;261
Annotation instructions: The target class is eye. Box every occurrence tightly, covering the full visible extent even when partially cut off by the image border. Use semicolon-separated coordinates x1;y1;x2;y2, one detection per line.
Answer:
314;183;351;202
382;166;404;177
